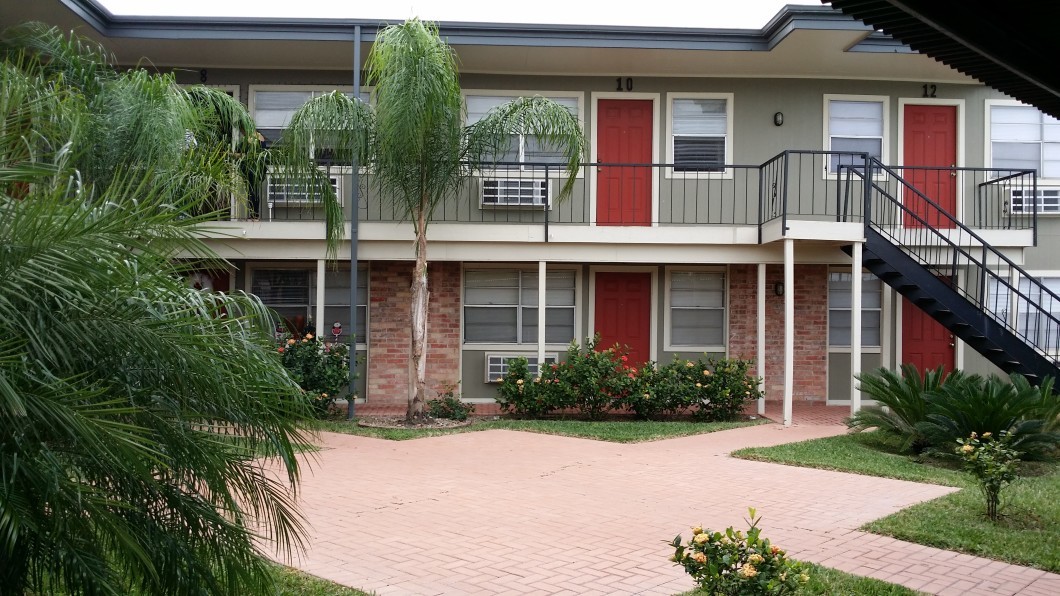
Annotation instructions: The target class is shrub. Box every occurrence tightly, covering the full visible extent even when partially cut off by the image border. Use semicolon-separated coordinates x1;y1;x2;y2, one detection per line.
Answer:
847;364;957;453
496;357;554;418
426;383;475;421
550;335;642;420
693;357;762;422
920;373;1060;460
279;333;351;417
670;508;808;595
957;431;1021;521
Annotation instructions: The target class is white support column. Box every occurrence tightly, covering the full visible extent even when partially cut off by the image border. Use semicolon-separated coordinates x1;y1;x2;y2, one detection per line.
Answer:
783;238;794;427
315;259;326;336
757;263;766;416
538;260;547;366
881;284;893;370
851;243;863;415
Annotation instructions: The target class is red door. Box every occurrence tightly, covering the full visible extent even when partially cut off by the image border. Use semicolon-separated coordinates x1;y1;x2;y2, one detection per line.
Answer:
594;272;651;365
902;283;954;375
597;99;653;226
903;105;957;228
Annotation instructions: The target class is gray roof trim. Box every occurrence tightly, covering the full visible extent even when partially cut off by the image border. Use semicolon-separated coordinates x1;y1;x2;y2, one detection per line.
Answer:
59;0;896;51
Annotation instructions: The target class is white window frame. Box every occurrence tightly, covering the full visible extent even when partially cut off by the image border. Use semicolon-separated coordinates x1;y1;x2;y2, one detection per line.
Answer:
663;266;728;352
985;98;1060;198
462;89;584;178
991;269;1060;355
247;262;369;349
665;92;734;180
827;267;883;352
460;264;581;350
823;94;890;179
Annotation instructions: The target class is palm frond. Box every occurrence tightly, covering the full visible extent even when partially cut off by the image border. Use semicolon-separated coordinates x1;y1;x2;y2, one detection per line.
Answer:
466;95;587;199
365;18;464;232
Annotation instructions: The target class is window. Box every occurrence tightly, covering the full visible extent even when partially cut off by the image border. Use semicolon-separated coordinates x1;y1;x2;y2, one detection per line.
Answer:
464;93;580;168
995;275;1060;351
463;268;576;344
826;96;886;173
485;353;558;382
251;266;368;344
669;95;731;173
668;271;725;347
251;88;370;147
828;270;882;347
989;103;1060;180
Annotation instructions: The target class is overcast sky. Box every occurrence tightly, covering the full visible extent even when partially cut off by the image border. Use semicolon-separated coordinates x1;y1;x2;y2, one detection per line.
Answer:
99;0;821;28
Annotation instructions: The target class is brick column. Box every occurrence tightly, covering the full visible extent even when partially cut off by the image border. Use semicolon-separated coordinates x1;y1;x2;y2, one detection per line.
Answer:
728;264;828;402
367;261;461;406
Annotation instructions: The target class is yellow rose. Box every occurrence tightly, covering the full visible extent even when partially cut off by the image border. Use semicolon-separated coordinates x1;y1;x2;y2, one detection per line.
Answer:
961;444;975;454
738;564;758;578
301;338;308;343
982;432;992;439
691;526;703;535
321;393;328;398
516;379;524;385
691;552;707;564
693;533;710;544
685;361;695;368
702;369;710;376
287;339;296;345
695;382;702;388
305;333;314;340
748;554;764;565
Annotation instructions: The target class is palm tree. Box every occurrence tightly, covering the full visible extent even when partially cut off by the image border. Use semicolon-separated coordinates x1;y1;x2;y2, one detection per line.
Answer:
0;23;312;595
273;19;586;421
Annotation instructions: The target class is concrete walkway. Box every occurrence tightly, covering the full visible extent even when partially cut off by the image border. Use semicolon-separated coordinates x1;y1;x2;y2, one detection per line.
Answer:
268;418;1060;595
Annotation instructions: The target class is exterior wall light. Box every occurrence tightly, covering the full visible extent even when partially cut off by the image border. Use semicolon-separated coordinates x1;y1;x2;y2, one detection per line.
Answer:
773;111;784;126
774;281;785;296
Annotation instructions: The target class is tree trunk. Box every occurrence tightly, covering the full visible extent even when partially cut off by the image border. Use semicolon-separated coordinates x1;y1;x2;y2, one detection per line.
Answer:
407;209;429;422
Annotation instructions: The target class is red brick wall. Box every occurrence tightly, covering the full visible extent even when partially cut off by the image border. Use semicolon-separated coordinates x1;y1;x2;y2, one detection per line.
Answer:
366;261;461;405
728;264;828;402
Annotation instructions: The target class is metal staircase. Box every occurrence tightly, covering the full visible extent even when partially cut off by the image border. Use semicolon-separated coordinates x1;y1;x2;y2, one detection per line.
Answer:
843;159;1060;384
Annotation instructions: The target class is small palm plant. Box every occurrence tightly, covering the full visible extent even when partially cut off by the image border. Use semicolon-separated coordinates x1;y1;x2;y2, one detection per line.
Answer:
847;363;959;453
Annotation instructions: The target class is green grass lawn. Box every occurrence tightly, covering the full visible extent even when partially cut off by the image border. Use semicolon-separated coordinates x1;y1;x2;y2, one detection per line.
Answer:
678;561;922;595
272;565;372;595
310;417;764;443
733;431;1060;573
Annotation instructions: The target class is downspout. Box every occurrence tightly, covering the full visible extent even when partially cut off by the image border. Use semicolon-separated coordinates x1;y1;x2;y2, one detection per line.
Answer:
347;25;362;420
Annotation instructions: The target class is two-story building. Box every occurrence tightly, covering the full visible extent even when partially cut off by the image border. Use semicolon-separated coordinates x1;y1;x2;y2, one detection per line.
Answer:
8;1;1059;424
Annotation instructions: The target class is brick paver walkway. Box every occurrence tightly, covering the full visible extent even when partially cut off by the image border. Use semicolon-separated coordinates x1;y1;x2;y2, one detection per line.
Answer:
268;415;1060;595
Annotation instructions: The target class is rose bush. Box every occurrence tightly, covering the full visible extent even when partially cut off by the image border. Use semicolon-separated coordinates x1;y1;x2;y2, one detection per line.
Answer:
278;333;351;417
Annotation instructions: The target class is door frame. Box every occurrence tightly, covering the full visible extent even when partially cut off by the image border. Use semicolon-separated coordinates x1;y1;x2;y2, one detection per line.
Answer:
897;97;966;224
589;92;661;227
587;265;659;363
895;269;965;372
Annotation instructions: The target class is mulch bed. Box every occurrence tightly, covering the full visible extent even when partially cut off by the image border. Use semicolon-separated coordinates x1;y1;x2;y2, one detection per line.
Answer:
356;416;475;430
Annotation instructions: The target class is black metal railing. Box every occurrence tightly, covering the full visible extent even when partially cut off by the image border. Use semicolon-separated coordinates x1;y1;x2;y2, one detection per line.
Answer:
228;153;1040;240
849;159;1058;362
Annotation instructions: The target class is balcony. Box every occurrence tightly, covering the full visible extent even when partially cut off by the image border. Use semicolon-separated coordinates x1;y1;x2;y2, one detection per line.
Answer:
219;151;1039;248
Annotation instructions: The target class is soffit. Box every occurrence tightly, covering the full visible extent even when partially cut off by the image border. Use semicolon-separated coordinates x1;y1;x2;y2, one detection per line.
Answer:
826;0;1060;118
0;0;973;83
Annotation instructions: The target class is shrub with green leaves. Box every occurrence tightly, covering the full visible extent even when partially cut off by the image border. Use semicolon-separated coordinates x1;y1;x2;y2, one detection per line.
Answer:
550;335;642;420
279;333;351;417
496;356;554;417
847;363;959;453
920;373;1060;461
426;383;476;421
670;508;808;595
957;431;1021;521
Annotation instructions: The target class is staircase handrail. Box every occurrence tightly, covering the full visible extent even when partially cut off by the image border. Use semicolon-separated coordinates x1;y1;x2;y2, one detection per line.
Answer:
852;159;1060;358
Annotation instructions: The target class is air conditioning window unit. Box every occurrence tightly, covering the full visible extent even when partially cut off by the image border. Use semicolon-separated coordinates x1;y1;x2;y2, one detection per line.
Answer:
266;170;342;206
481;178;550;208
485;353;558;383
1011;188;1060;214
